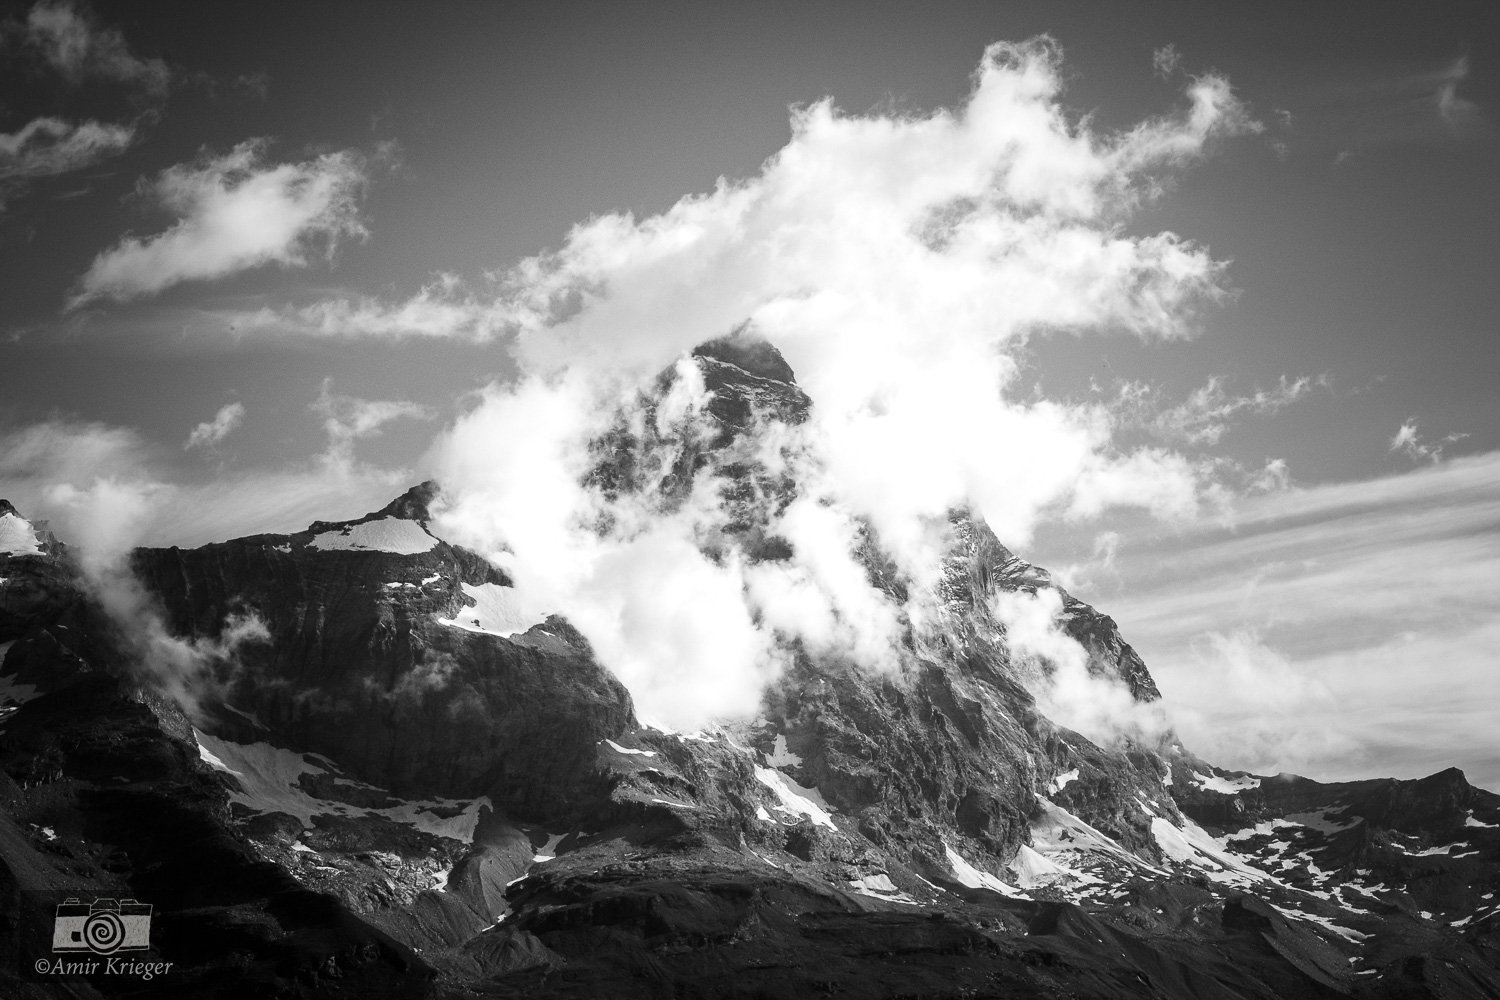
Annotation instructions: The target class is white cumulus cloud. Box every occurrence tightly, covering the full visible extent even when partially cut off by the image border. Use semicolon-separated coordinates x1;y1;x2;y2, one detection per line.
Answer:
69;139;371;307
424;39;1261;730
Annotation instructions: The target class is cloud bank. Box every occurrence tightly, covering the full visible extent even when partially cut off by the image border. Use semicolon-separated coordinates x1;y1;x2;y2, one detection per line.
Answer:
422;40;1260;729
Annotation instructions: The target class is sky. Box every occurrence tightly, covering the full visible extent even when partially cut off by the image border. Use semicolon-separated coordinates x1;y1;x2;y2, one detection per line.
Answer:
1;2;1497;787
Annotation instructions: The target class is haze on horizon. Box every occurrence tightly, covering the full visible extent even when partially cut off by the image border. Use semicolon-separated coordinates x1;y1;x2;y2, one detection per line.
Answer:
1;1;1497;789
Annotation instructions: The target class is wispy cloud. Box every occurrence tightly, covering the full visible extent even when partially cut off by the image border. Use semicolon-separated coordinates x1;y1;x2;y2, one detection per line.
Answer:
213;274;510;341
1090;451;1500;787
1152;44;1180;80
1289;53;1490;162
313;378;433;470
0;116;134;210
1435;55;1481;128
0;116;134;179
68;139;371;308
1110;373;1328;447
0;414;414;549
22;0;169;96
184;401;245;451
1390;416;1468;465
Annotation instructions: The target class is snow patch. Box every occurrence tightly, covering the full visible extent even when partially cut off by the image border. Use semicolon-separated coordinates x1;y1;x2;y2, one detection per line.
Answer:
765;734;802;769
309;517;438;554
1271;904;1370;943
754;766;835;829
1012;845;1079;888
193;729;490;841
1224;817;1298;843
1283;809;1362;835
850;874;897;893
1032;797;1166;874
1466;812;1498;829
1404;842;1466;857
437;582;547;637
755;805;772;822
945;845;1023;896
0;512;43;555
1047;769;1079;795
847;874;918;904
532;831;566;862
1150;817;1269;885
196;739;237;775
1191;771;1261;794
603;739;657;757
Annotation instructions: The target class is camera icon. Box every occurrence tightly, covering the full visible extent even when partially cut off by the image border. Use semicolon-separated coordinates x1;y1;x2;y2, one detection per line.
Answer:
52;898;152;954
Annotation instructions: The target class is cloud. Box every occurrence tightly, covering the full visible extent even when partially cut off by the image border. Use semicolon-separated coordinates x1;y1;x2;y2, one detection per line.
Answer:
1076;450;1500;787
1112;373;1327;446
0;116;135;210
0;420;270;714
1435;56;1481;128
313;379;434;469
991;587;1168;744
214;273;511;340
0;414;416;549
69;139;371;307
1163;630;1353;774
1152;44;1180;80
1289;54;1490;160
184;401;245;451
41;474;270;713
23;0;170;96
425;39;1260;729
1389;416;1467;464
0;116;135;179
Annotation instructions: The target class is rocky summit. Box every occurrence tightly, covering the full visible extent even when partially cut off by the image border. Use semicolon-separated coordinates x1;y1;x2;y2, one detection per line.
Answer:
2;340;1499;1000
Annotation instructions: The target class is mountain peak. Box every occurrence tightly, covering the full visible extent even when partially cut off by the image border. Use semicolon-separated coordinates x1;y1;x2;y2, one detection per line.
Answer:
692;332;798;384
0;503;45;557
374;479;440;522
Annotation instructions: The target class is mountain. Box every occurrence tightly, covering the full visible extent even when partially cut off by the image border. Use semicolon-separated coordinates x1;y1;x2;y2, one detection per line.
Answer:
2;340;1498;999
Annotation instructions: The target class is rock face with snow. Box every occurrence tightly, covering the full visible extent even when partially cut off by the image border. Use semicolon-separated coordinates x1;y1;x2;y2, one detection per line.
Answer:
2;342;1499;998
130;482;633;823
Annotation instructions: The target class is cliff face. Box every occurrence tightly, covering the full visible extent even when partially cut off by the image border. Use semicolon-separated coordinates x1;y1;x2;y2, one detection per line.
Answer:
2;340;1499;999
130;484;634;823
